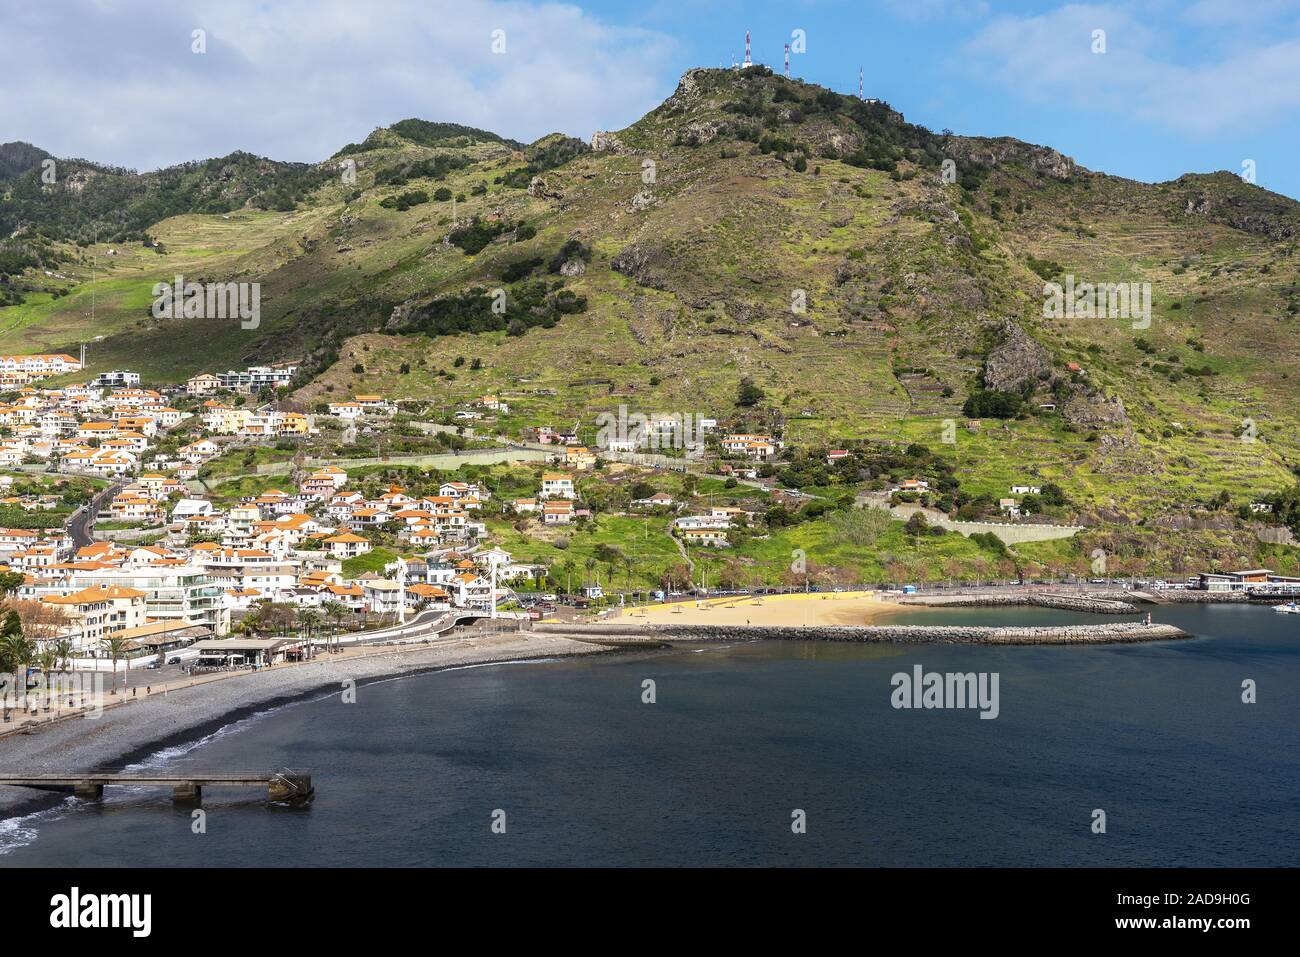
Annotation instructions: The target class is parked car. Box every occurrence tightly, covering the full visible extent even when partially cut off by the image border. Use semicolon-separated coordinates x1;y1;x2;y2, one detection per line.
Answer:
167;656;182;665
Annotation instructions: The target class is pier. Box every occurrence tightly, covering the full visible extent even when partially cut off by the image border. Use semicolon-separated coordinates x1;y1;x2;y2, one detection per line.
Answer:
0;771;314;805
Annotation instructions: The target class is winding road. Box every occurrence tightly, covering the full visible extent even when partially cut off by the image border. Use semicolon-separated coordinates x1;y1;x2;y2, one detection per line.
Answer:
67;480;124;549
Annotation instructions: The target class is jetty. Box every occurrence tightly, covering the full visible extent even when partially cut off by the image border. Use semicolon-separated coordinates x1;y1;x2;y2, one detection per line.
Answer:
0;770;314;805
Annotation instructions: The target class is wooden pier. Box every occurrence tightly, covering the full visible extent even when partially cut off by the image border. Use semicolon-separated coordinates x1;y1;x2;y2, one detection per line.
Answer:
0;771;314;805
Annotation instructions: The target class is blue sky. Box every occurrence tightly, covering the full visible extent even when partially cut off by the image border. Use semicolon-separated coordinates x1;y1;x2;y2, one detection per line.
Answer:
4;0;1300;198
588;0;1300;199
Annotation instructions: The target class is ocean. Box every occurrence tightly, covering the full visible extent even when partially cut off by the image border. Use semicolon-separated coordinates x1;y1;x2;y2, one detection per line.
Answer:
1;603;1297;866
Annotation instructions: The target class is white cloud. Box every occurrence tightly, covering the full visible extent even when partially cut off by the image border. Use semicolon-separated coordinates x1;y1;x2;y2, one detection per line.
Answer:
880;0;990;21
0;0;675;170
1183;0;1300;26
963;3;1300;135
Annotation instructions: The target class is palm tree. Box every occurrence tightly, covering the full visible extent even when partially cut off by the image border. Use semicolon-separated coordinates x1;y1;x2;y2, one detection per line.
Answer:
55;639;73;674
37;646;58;710
322;600;348;653
104;635;132;696
0;605;34;705
298;609;323;660
0;614;29;715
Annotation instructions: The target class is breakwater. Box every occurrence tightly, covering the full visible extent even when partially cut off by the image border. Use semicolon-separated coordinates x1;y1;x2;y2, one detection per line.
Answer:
897;593;1139;614
1151;590;1279;604
534;621;1188;645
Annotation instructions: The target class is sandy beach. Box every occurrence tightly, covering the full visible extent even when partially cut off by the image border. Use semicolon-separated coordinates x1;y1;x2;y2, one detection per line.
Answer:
0;630;612;817
608;591;907;628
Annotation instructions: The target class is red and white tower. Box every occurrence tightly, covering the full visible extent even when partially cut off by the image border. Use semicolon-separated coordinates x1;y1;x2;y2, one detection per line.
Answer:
858;66;864;99
784;43;790;77
742;30;752;69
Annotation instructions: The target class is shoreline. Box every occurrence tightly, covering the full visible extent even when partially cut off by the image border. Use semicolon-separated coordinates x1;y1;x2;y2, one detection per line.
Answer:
0;631;619;821
0;594;1206;825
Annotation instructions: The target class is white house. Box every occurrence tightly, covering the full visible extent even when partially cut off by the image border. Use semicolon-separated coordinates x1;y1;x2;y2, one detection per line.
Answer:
539;473;575;500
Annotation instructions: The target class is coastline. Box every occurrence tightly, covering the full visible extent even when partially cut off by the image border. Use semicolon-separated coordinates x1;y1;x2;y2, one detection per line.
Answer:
0;631;615;820
0;592;1198;823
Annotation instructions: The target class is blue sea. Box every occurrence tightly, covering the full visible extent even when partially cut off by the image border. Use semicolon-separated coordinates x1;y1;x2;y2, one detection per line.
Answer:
1;604;1296;866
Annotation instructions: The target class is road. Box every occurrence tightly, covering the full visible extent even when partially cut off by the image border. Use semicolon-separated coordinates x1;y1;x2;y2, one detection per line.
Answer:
67;480;124;549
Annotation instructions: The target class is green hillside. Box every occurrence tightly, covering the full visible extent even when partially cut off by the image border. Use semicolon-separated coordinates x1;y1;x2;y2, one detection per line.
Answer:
2;66;1299;541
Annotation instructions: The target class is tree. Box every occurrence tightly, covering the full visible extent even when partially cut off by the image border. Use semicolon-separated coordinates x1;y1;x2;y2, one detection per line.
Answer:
8;600;68;649
37;645;58;707
904;511;929;537
0;609;31;708
298;608;324;660
736;377;765;408
718;559;748;591
248;601;298;636
1040;483;1067;508
944;558;965;587
962;389;1022;419
104;635;133;696
322;600;349;653
660;563;691;591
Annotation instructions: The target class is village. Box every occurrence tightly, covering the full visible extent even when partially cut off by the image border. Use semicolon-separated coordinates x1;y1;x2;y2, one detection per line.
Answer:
0;351;1294;698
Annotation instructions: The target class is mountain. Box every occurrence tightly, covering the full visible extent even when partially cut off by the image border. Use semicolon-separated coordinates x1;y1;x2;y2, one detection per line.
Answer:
2;65;1299;565
0;141;51;181
0;147;328;245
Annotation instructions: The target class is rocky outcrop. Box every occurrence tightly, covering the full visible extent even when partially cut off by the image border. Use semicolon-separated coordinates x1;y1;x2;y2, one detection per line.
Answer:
611;243;671;290
1061;387;1129;428
590;131;630;153
527;176;562;200
671;120;724;146
983;318;1051;392
943;135;1077;181
630;189;658;212
384;302;412;331
1179;176;1298;240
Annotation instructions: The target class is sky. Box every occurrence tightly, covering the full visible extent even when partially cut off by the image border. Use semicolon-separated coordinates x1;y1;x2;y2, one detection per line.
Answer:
3;0;1300;198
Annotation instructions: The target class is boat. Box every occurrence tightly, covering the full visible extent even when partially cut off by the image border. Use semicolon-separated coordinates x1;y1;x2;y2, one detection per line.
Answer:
1273;602;1300;614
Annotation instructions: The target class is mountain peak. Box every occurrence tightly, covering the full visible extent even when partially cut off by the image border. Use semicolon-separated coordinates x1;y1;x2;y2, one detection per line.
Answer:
0;141;51;180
